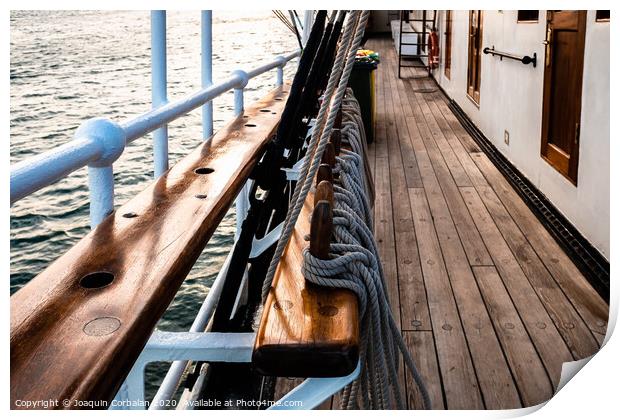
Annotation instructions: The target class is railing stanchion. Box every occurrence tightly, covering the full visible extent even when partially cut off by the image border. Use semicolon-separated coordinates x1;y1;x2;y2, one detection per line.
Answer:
233;85;248;236
151;10;169;178
275;55;286;87
88;165;115;229
231;70;250;237
233;87;244;116
201;10;214;139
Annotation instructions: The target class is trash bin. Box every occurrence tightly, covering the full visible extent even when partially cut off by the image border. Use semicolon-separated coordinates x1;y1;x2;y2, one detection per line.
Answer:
348;51;379;144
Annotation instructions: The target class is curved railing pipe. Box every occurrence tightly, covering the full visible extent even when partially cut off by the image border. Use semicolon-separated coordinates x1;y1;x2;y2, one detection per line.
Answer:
10;49;300;227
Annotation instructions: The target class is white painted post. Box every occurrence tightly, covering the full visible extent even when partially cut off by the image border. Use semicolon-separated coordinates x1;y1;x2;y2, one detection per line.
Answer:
88;165;115;228
233;88;244;116
151;10;168;178
76;117;126;229
275;55;286;87
201;10;214;139
234;84;249;237
232;71;249;237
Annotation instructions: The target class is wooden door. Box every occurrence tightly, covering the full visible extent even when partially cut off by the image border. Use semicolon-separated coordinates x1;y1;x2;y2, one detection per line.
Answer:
444;10;453;78
467;10;483;103
541;11;587;185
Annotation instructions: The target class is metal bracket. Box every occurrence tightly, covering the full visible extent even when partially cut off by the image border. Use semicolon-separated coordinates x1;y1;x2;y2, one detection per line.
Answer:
268;360;361;410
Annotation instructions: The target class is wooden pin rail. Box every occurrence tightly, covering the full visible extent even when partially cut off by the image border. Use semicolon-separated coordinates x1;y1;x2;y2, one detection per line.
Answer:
10;83;291;408
253;133;360;378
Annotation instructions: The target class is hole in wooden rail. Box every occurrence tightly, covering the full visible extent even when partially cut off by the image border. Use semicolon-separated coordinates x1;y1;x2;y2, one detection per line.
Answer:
319;305;339;317
194;167;215;175
274;300;293;311
122;212;138;218
244;123;257;127
275;97;283;101
80;271;114;289
260;109;271;112
195;194;208;199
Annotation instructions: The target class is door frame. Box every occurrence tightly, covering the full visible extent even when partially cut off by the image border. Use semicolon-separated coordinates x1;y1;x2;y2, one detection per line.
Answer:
467;10;483;104
540;10;587;185
444;10;453;79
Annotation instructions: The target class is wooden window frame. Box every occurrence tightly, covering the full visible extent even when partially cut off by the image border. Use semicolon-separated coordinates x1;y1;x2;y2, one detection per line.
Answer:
467;10;483;104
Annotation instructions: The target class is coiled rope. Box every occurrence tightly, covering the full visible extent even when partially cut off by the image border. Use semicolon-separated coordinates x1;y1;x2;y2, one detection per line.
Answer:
259;10;430;410
304;93;430;409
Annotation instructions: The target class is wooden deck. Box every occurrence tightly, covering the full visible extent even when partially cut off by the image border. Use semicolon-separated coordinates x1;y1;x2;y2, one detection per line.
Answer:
276;37;608;410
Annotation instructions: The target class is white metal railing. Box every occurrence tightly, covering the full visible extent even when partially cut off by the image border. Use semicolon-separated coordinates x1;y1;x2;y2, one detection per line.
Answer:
10;10;300;228
11;10;359;410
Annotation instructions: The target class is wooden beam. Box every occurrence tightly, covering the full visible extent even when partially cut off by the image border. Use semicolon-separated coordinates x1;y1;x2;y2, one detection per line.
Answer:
253;188;359;377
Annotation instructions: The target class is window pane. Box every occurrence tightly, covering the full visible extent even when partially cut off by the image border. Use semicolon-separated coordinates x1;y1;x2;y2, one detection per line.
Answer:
517;10;539;22
596;10;610;21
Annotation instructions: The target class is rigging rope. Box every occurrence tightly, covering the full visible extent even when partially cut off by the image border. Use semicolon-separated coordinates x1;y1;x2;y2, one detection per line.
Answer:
261;10;365;301
303;93;430;409
272;10;295;33
259;10;430;410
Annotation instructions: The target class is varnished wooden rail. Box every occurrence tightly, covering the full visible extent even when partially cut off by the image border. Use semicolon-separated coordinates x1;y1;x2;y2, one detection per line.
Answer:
10;84;290;408
253;136;360;378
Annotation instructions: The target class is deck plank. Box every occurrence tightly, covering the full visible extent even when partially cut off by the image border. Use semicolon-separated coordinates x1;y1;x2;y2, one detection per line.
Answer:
475;185;600;359
374;53;400;326
407;79;472;188
377;41;409;401
403;76;493;267
385;51;424;188
473;266;554;406
470;153;609;343
409;179;521;409
383;49;431;332
404;331;445;409
408;188;484;409
431;92;481;153
459;186;573;386
425;91;489;187
393;63;522;408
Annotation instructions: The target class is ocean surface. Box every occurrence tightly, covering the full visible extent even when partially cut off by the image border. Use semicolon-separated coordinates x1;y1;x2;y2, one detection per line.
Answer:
10;10;298;400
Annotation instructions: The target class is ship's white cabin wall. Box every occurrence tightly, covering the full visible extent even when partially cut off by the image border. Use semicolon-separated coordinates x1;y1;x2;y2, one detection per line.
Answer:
430;10;609;259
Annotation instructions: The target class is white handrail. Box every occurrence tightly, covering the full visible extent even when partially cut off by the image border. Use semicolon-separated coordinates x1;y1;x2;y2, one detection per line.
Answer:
10;10;299;228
